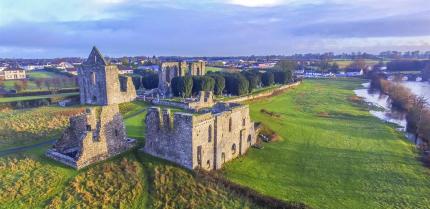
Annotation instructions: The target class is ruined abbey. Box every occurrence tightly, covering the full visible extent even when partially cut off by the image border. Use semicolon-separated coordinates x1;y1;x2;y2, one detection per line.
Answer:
46;47;137;169
78;47;136;105
144;101;257;171
158;60;206;94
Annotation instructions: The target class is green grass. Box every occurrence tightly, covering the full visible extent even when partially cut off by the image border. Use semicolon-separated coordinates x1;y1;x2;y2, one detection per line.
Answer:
222;79;430;209
206;66;224;72
0;92;78;103
27;71;61;79
0;106;84;151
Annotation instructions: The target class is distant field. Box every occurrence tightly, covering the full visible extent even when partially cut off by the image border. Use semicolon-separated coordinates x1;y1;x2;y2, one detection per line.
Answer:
0;92;78;103
330;59;380;68
1;70;76;92
206;66;224;72
223;79;430;209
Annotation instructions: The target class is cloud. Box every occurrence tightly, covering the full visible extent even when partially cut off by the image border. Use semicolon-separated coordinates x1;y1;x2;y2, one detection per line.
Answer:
227;0;287;7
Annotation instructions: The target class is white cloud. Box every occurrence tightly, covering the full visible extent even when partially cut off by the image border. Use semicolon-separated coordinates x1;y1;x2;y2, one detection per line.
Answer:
228;0;287;7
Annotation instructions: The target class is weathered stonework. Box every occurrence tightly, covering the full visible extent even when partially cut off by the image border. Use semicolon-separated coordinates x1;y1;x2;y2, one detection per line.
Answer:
158;61;206;94
46;105;136;169
78;46;136;105
143;102;256;171
151;91;214;111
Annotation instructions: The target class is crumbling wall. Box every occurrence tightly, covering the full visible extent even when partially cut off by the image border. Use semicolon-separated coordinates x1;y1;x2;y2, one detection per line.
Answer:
47;105;135;169
144;107;194;169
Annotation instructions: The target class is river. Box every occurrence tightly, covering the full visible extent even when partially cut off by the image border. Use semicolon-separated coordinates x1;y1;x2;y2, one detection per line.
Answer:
354;81;430;145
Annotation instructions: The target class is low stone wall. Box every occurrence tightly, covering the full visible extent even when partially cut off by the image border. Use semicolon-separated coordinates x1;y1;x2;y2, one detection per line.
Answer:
226;81;301;103
151;100;190;109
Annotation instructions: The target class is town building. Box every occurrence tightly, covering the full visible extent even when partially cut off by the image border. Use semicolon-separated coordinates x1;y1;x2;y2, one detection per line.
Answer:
0;68;26;80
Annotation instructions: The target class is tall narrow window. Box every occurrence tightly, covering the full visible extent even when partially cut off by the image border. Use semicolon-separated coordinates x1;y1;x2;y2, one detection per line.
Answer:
91;72;96;85
229;117;232;132
208;125;212;142
242;118;246;126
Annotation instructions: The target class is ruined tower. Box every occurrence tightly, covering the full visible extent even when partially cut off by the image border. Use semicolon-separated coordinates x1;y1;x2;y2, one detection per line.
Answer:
158;61;206;95
47;47;137;169
78;46;136;105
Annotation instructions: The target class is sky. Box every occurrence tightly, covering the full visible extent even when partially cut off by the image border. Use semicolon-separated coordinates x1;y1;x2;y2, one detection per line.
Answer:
0;0;430;58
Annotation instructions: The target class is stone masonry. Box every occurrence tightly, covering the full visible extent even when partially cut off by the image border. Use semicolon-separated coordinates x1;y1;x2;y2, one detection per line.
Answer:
158;60;206;94
78;46;136;105
47;47;136;169
143;102;256;171
46;105;136;169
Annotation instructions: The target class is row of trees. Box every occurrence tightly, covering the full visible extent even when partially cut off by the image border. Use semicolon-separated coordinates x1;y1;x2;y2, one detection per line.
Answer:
132;70;159;90
0;77;78;93
386;60;429;72
370;74;430;148
169;60;296;97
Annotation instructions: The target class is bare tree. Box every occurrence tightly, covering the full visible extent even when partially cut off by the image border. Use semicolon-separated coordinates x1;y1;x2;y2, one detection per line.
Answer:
44;79;51;91
35;79;43;90
14;81;23;92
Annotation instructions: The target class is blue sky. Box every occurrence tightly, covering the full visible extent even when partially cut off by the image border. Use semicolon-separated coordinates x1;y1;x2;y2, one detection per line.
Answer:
0;0;429;58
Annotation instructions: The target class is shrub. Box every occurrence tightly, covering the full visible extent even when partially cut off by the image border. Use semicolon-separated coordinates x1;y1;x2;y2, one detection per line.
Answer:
262;71;274;87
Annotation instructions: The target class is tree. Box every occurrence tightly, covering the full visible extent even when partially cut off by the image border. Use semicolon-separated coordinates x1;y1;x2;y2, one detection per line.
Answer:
21;80;28;91
171;77;184;97
349;59;367;70
275;60;297;72
14;81;23;92
132;76;142;90
35;79;43;90
331;63;340;74
210;75;225;96
171;76;193;97
273;70;293;84
0;80;4;89
406;96;427;143
422;63;430;81
242;71;259;92
44;79;52;90
142;74;158;89
223;73;249;96
192;76;215;94
261;71;274;87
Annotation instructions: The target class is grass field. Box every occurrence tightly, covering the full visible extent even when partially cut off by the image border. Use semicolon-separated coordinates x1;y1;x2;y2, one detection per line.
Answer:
206;66;224;72
222;79;430;209
0;106;84;151
2;70;76;92
0;92;78;103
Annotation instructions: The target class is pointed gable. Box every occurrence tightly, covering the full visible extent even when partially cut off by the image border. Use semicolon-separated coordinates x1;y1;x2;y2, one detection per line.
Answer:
84;46;108;66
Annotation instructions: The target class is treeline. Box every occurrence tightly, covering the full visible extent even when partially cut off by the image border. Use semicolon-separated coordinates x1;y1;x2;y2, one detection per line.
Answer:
386;60;429;71
370;75;430;149
0;77;78;93
169;61;296;97
132;69;159;90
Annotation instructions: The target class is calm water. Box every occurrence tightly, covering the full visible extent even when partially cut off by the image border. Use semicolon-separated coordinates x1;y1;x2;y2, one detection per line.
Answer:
354;81;430;144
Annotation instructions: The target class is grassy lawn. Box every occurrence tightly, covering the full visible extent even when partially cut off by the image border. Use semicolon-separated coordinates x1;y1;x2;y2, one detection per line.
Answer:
0;106;84;151
222;79;430;209
0;92;78;103
206;66;224;72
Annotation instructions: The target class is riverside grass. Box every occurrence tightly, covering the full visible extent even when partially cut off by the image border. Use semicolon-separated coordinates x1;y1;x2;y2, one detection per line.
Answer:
223;79;430;209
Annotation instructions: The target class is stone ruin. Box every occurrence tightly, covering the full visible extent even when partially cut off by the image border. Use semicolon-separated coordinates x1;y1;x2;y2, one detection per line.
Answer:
46;47;136;169
46;105;136;169
143;102;257;171
78;46;136;105
158;60;206;95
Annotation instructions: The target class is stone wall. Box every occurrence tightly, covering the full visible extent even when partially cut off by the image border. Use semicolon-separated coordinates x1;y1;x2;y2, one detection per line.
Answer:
144;102;256;171
46;105;136;169
188;61;206;76
226;81;301;103
78;47;136;105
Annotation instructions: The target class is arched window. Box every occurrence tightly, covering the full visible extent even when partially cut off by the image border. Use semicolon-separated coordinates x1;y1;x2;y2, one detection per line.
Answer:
242;118;246;126
231;144;237;154
248;135;252;145
229;117;232;132
208;125;212;142
206;160;211;169
221;152;225;163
